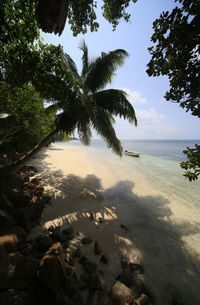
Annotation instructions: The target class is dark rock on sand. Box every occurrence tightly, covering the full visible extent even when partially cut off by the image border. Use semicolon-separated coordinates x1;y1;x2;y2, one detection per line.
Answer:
81;236;93;244
0;209;14;229
40;242;65;294
0;194;13;210
74;246;81;258
31;178;40;185
62;226;74;235
129;263;144;274
79;256;97;274
0;289;26;305
121;260;128;269
118;268;134;288
0;252;39;290
100;254;109;264
7;193;31;208
94;241;101;255
37;234;54;252
63;274;79;297
87;272;102;291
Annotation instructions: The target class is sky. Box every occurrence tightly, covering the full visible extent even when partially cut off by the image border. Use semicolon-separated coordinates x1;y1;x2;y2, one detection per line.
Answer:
41;0;200;140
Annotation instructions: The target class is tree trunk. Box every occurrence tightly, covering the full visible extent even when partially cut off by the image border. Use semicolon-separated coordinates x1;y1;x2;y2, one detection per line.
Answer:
0;128;59;176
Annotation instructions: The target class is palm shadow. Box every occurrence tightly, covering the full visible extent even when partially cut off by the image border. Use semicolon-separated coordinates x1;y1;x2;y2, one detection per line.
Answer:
30;154;200;305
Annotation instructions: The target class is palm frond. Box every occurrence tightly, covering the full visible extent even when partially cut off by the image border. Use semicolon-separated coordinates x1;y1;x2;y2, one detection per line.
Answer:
77;121;92;145
85;49;129;92
90;109;123;156
79;40;89;78
61;52;81;84
92;89;137;125
45;101;64;114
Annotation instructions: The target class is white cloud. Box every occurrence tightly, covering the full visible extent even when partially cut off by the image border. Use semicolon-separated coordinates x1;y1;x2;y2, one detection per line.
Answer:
119;87;147;104
113;107;183;139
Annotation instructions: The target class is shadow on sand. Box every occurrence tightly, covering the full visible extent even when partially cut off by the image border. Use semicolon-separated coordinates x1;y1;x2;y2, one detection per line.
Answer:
31;148;200;305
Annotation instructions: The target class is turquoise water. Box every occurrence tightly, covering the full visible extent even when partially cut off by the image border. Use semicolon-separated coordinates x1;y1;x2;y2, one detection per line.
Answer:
61;138;200;206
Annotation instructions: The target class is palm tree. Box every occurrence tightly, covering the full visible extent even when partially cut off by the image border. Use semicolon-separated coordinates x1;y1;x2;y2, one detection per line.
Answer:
1;41;137;174
48;40;137;154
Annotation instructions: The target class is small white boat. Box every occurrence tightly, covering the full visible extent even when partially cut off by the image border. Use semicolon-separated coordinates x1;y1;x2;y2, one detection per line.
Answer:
124;150;140;157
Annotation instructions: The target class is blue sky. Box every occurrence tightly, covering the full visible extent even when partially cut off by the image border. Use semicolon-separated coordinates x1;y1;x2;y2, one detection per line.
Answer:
41;0;200;140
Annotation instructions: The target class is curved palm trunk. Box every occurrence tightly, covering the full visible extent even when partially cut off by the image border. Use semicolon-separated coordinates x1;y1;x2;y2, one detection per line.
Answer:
0;128;59;176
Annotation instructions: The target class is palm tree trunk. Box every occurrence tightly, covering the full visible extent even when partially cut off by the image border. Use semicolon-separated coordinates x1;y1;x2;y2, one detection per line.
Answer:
0;128;59;176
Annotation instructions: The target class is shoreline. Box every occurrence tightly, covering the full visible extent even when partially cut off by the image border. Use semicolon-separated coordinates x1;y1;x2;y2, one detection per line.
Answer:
29;143;200;305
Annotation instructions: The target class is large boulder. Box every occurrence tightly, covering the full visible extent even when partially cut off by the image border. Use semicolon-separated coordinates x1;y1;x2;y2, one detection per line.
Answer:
0;194;13;210
110;281;134;305
39;242;65;294
0;234;18;253
0;253;39;290
0;209;14;229
0;289;26;305
7;193;31;208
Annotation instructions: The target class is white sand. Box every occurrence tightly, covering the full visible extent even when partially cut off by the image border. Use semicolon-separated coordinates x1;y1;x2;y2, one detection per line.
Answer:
29;143;200;305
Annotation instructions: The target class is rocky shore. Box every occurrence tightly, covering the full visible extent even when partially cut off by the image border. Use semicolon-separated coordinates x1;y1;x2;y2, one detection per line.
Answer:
0;165;153;305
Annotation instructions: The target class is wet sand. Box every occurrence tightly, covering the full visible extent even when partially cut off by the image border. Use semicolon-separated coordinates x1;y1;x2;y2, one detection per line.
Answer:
30;143;200;305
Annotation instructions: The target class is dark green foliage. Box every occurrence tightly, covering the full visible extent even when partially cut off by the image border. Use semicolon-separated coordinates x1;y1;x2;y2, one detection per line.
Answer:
0;86;55;162
147;0;200;117
147;0;200;180
180;145;200;181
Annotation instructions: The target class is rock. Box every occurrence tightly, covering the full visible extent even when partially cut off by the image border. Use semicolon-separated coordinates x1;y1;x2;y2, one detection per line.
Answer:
7;193;31;208
120;224;129;232
78;273;88;290
98;217;103;224
121;260;128;269
42;195;51;204
110;281;134;305
63;274;79;297
74;246;81;258
118;269;134;288
25;279;55;305
129;263;144;274
0;289;26;305
0;253;39;290
62;227;74;235
0;194;13;210
89;210;94;221
81;236;93;244
40;242;65;294
19;242;33;256
48;225;55;232
75;293;84;305
0;234;18;253
135;294;152;305
65;266;73;276
79;256;97;274
100;254;109;264
87;272;102;291
31;178;40;185
94;241;101;255
0;209;14;229
96;290;109;305
37;234;54;252
50;226;60;240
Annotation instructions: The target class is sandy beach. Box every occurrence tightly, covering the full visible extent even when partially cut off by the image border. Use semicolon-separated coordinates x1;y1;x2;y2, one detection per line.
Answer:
29;143;200;305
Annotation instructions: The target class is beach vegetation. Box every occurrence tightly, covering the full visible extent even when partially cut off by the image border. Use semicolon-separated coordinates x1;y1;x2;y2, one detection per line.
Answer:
146;0;200;180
